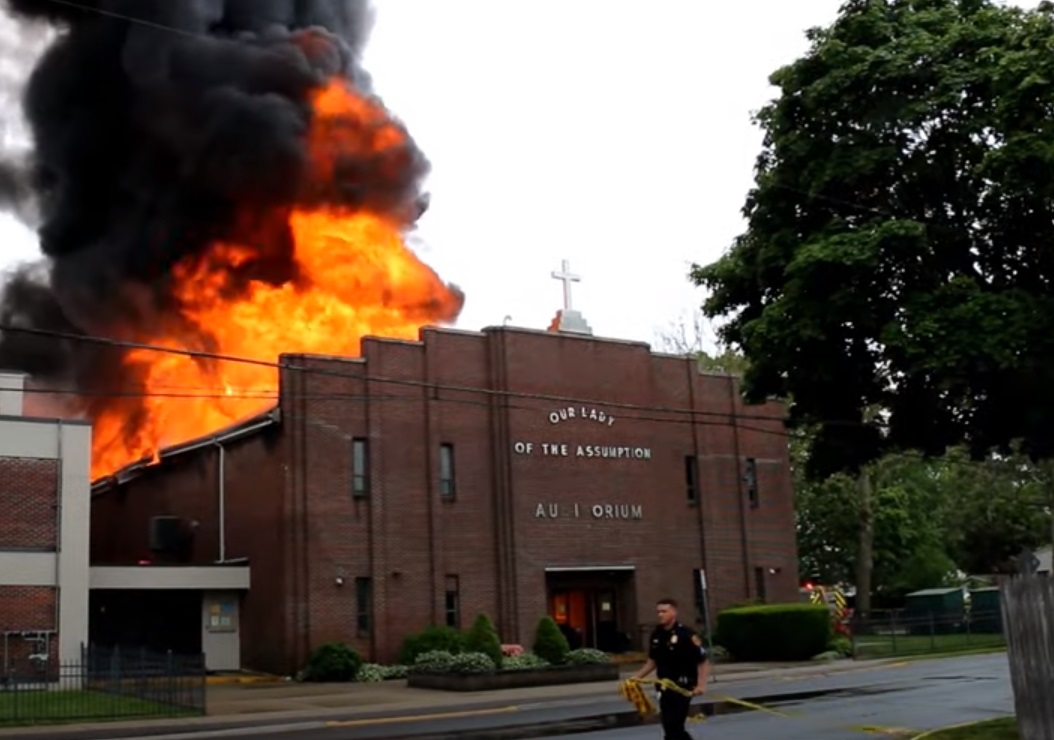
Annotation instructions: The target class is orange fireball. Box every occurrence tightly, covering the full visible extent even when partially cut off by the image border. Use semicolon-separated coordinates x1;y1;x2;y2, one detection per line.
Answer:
88;80;462;480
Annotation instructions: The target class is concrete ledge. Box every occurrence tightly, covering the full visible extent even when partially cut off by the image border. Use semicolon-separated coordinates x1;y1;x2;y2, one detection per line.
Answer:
407;664;619;691
205;672;282;685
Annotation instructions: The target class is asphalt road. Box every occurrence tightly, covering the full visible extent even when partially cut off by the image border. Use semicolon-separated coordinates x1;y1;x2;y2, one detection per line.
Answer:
4;653;1014;740
549;653;1015;740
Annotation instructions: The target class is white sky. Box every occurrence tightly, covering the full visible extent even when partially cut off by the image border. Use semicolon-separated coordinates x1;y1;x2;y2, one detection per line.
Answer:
0;0;1037;349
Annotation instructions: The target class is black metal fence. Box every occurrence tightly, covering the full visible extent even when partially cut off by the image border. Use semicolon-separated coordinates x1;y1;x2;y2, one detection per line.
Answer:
0;644;206;726
850;608;1006;659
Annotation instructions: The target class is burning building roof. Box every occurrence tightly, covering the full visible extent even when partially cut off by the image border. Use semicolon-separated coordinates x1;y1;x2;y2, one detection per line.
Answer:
0;0;463;480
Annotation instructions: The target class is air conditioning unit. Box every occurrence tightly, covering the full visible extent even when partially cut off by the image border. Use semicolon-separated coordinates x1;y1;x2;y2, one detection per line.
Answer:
148;516;183;552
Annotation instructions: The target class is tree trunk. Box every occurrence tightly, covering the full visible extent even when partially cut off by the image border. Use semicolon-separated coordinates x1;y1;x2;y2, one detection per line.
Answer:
1045;460;1054;563
855;468;874;619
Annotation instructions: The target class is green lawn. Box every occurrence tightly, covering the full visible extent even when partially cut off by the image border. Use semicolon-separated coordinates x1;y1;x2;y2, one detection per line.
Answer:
853;631;1005;659
923;717;1018;739
0;690;195;726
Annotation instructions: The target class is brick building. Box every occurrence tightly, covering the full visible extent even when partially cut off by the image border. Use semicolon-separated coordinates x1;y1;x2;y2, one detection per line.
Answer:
89;311;799;675
0;373;91;674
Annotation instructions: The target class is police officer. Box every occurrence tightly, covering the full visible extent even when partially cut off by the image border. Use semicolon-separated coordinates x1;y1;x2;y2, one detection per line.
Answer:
631;597;709;740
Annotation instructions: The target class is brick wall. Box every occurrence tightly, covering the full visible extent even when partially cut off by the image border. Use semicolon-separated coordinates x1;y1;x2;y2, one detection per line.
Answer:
96;326;799;672
0;585;57;668
282;327;798;663
0;457;59;549
91;427;289;673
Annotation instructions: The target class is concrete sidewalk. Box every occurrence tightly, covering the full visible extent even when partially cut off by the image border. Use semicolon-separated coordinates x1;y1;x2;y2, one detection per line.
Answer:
204;660;871;717
0;657;902;739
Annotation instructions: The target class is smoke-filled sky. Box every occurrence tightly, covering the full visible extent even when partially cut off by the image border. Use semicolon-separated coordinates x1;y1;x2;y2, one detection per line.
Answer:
0;0;1040;350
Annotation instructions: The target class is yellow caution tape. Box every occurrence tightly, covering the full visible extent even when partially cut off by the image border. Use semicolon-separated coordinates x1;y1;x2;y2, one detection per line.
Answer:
618;677;793;725
618;677;910;735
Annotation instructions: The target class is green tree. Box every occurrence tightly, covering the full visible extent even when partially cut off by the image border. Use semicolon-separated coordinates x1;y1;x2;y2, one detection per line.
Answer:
655;310;751;376
693;0;1054;480
936;447;1051;574
795;449;957;600
531;616;571;665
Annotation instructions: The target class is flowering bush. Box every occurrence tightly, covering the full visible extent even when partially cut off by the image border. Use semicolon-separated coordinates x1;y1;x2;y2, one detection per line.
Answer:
565;648;611;665
502;652;550;670
356;663;409;682
448;652;497;675
501;644;525;657
411;650;456;675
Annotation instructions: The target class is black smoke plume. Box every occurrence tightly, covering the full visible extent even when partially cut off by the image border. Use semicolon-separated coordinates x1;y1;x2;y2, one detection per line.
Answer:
0;1;449;437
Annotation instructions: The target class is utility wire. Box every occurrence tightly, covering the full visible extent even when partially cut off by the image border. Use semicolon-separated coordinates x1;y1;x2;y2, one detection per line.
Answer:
0;323;809;429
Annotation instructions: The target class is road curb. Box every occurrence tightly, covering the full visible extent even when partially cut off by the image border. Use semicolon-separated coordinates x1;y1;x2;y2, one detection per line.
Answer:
0;689;835;740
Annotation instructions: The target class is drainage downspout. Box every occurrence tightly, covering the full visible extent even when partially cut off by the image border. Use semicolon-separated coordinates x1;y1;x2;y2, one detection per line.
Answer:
54;420;63;653
215;441;226;563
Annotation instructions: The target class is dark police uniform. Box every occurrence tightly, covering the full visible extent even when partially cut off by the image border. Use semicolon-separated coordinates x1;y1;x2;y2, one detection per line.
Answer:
648;622;708;740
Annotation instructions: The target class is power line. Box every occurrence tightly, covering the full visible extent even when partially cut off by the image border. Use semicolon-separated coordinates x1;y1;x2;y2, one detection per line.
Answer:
5;336;1025;470
39;0;205;39
0;323;812;429
11;380;798;443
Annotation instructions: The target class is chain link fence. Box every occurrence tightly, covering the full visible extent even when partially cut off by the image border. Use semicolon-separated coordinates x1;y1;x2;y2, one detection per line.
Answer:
850;608;1006;659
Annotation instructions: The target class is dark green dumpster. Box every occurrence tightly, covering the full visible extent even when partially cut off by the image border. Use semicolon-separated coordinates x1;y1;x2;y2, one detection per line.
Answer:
968;587;1002;633
903;588;965;635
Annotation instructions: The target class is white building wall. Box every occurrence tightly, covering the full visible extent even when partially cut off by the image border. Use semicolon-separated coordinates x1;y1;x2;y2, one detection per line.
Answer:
0;372;92;665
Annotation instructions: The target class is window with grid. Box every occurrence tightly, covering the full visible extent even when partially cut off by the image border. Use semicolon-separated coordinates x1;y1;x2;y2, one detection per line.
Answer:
745;457;759;507
439;443;456;499
685;454;699;503
355;577;372;635
444;575;460;628
352;438;369;498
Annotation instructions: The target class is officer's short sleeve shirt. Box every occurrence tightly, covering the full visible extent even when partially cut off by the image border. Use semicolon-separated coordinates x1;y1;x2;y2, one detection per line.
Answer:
648;623;708;688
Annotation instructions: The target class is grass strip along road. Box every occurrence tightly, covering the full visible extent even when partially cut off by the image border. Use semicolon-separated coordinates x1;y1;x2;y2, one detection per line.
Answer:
0;691;193;727
854;632;1005;659
916;716;1018;739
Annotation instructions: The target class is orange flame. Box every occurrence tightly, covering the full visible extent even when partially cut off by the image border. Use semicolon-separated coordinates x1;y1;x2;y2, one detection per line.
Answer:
88;80;461;480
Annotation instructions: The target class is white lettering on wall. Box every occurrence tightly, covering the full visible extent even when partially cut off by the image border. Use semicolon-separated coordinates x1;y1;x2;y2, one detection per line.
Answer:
548;406;616;427
514;405;650;461
534;503;643;520
512;442;651;459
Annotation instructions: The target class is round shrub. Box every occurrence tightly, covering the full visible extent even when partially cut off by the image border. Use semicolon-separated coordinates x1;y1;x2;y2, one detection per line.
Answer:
827;636;853;658
449;652;496;675
715;603;832;661
503;653;550;671
399;625;465;665
411;650;455;675
464;613;504;668
303;642;362;682
532;616;571;665
565;648;610;665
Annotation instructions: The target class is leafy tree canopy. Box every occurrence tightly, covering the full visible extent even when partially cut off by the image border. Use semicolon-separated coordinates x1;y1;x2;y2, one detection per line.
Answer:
796;444;1051;591
693;0;1054;478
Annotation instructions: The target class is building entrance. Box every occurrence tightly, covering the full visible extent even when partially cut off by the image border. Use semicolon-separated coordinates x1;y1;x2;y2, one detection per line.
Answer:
545;568;635;653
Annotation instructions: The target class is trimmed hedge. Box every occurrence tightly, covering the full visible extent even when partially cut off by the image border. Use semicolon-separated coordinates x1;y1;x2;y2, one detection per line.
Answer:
399;625;466;665
303;642;362;682
715;603;832;661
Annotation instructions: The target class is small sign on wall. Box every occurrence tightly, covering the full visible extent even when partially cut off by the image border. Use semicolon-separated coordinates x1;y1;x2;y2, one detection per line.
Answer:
206;599;237;633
